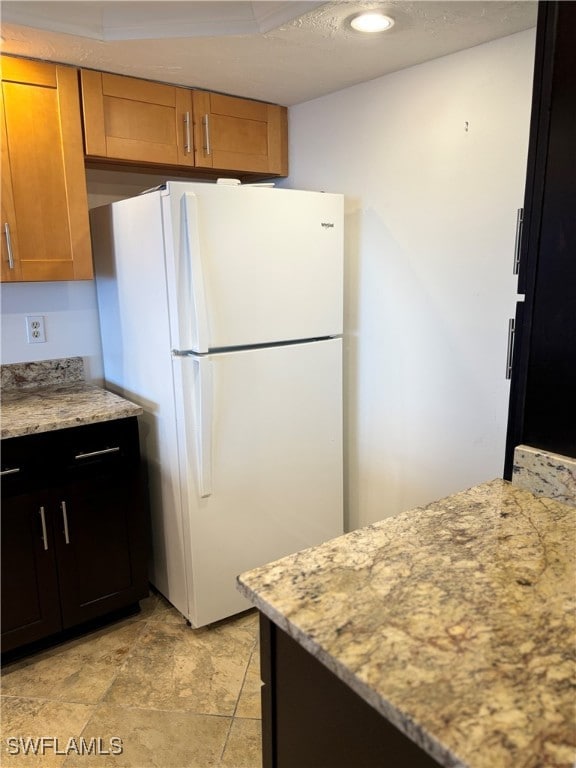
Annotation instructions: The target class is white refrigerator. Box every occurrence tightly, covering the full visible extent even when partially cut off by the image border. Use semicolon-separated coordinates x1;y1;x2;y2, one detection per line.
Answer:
91;181;344;627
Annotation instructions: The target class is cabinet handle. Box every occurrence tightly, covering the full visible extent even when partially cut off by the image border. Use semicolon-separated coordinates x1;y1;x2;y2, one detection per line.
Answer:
505;317;516;379
184;111;192;153
513;208;524;275
39;506;48;551
74;446;120;460
4;223;14;270
202;114;211;156
1;467;20;476
61;501;70;545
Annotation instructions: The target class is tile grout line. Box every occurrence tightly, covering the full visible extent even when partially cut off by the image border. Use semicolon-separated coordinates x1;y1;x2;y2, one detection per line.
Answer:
58;606;154;767
218;631;260;763
94;595;162;705
62;593;162;760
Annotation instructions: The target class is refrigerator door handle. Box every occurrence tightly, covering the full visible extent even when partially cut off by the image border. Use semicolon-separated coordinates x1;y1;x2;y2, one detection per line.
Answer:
194;357;213;497
181;193;210;352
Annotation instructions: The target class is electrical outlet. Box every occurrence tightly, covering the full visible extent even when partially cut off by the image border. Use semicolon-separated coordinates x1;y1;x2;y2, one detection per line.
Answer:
25;315;46;343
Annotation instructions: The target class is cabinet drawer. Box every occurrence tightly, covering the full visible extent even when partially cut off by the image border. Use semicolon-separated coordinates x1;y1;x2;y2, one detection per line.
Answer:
1;431;53;495
1;417;140;495
60;417;139;472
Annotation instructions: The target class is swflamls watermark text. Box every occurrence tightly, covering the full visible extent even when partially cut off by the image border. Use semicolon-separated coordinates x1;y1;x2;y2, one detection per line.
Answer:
5;736;123;756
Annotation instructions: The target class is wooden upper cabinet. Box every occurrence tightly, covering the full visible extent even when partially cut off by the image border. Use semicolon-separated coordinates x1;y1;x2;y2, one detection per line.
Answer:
192;91;288;176
1;96;21;282
81;70;195;167
80;71;288;177
1;56;93;282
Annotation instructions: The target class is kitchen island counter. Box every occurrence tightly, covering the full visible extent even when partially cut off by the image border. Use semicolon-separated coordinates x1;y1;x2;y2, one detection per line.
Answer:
238;478;576;768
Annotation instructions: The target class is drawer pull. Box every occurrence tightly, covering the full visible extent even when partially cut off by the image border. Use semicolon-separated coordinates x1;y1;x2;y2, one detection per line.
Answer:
74;446;120;460
1;467;21;476
39;506;48;551
61;501;70;544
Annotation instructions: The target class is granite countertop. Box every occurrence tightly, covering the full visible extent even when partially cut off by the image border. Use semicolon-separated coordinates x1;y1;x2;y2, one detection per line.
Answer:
1;358;142;439
238;478;576;768
1;384;143;439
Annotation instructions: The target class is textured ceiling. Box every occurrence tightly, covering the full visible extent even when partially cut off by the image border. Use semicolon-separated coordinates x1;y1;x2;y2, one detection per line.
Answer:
0;1;538;105
0;2;325;39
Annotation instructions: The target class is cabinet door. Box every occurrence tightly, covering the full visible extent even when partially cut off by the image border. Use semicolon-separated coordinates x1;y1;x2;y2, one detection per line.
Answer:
0;56;93;281
54;471;148;628
192;91;288;175
1;493;62;653
0;93;21;282
81;70;195;167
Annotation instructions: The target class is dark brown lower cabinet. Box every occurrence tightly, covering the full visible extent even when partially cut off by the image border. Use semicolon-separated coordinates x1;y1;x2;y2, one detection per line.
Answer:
1;417;149;654
1;492;62;646
259;615;441;768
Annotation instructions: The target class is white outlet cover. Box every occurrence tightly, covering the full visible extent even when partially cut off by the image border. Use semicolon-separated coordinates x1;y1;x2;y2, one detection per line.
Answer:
25;314;46;343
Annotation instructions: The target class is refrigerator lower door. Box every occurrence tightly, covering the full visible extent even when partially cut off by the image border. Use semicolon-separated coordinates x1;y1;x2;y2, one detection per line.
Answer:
174;338;343;627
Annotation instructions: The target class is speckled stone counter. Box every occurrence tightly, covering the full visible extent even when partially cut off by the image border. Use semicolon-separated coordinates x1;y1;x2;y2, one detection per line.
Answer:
1;358;142;439
1;357;85;391
238;479;576;768
513;445;576;508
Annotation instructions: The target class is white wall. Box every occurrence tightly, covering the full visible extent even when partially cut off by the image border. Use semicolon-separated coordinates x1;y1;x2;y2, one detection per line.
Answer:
283;29;536;530
1;281;103;381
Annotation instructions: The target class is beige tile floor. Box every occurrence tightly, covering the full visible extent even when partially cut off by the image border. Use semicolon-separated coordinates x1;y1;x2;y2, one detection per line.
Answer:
0;593;262;768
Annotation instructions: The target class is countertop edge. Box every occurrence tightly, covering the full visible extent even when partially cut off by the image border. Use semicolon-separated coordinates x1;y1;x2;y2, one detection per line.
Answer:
1;384;143;440
1;407;143;440
236;578;462;768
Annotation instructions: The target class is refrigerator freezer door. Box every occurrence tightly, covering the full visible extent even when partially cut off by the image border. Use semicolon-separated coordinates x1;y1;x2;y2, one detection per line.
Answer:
175;338;343;627
168;182;343;352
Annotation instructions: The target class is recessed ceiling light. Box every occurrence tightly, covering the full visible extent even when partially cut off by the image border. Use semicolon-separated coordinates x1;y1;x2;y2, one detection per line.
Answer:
349;12;395;34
